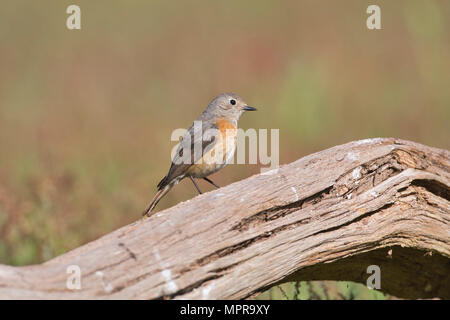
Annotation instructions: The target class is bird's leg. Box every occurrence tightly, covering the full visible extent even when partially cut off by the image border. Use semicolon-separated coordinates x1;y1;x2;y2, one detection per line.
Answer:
189;176;203;194
203;177;220;189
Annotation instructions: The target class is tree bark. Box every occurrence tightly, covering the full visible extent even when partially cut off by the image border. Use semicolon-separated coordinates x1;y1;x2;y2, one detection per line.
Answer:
0;138;449;299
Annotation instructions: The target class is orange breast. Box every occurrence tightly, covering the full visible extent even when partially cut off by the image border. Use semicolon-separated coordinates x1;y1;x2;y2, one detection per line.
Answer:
215;118;237;162
215;118;237;137
186;118;237;178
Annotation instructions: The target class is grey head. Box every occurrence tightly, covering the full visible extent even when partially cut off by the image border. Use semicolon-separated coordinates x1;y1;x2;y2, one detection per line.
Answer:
200;93;256;124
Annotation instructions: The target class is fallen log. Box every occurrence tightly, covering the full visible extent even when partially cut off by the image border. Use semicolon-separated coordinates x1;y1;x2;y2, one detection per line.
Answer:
0;138;449;299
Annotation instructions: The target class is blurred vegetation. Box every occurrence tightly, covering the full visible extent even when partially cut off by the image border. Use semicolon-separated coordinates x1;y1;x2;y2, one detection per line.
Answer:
0;0;449;299
256;281;390;300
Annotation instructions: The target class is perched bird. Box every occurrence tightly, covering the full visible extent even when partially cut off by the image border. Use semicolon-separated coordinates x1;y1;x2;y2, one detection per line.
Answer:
143;93;256;216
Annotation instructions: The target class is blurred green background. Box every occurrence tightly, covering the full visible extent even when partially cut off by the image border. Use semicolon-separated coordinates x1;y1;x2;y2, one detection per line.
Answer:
0;0;449;299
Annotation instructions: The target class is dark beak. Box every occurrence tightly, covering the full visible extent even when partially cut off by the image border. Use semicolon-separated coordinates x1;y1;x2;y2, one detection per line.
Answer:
243;106;257;111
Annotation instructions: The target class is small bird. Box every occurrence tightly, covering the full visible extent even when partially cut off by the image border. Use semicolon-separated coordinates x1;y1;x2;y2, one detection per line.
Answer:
143;93;256;216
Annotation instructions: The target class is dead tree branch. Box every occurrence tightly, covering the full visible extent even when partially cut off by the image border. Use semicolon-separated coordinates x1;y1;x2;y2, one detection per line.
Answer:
0;138;449;299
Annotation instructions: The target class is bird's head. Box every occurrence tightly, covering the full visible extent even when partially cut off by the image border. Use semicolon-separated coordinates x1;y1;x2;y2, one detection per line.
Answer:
205;92;256;122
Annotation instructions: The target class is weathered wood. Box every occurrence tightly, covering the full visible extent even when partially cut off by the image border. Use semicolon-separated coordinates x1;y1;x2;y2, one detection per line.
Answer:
0;138;449;299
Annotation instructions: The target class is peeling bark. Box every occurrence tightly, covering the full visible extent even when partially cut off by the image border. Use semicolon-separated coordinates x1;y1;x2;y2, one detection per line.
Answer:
0;138;449;299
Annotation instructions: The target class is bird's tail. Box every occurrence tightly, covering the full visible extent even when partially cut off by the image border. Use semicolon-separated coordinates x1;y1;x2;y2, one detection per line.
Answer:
142;183;173;217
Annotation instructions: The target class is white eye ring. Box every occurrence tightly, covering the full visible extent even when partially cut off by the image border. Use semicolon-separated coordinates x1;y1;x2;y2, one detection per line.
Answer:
230;99;236;105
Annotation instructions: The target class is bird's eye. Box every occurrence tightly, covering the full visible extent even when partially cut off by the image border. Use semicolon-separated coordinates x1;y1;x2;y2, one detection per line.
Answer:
230;99;236;105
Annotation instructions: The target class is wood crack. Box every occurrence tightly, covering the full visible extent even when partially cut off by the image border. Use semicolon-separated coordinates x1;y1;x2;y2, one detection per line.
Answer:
230;186;333;232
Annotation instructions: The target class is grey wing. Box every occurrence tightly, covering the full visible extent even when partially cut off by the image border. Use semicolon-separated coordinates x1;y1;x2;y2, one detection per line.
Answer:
157;120;218;190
